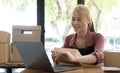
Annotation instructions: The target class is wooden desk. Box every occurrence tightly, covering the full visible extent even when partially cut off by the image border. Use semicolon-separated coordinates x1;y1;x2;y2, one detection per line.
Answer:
0;63;25;73
20;66;120;73
20;63;120;73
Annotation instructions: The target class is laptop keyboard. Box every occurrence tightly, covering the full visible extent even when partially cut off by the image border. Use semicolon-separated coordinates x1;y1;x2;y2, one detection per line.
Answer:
101;67;120;71
53;65;75;72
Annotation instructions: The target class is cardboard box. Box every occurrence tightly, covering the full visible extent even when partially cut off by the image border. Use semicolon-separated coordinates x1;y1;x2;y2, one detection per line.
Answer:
104;52;120;67
53;48;81;64
12;25;41;42
11;44;23;62
0;31;10;43
0;44;9;63
54;48;81;57
11;25;41;62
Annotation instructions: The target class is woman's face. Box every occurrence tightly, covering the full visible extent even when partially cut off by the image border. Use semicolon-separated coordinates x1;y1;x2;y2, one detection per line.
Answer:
71;12;88;33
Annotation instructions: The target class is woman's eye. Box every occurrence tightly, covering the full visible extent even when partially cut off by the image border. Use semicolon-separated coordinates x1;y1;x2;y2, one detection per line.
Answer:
72;18;75;21
77;18;81;21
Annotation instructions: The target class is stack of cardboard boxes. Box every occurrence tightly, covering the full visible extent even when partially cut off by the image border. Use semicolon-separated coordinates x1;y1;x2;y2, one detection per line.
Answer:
0;31;10;63
11;25;41;63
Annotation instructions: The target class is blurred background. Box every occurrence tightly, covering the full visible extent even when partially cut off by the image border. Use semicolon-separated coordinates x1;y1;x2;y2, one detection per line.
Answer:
0;0;120;73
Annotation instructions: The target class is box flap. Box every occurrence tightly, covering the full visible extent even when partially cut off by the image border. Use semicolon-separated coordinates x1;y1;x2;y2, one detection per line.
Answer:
12;25;41;31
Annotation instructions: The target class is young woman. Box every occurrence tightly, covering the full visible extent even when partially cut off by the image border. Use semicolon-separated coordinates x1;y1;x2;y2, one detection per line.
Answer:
52;4;104;65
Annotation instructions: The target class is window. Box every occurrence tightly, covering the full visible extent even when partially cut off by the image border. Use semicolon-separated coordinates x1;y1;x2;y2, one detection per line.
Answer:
85;0;120;51
0;0;37;40
0;0;37;73
45;0;77;51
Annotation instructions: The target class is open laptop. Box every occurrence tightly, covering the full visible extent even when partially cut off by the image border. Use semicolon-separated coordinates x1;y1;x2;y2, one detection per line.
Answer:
14;41;76;72
102;52;120;71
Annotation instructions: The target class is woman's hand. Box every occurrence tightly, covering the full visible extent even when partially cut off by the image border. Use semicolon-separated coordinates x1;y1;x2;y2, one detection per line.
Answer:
51;49;77;64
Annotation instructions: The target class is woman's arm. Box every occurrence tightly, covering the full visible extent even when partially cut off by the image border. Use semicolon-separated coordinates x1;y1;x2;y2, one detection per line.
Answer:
74;54;97;64
93;33;104;64
74;33;104;64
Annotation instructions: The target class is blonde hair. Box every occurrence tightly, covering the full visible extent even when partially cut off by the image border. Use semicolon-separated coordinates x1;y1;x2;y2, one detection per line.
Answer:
73;4;95;32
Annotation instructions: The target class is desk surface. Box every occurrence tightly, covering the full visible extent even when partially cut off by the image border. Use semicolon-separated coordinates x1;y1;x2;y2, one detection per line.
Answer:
20;64;120;73
20;67;120;73
0;63;25;68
